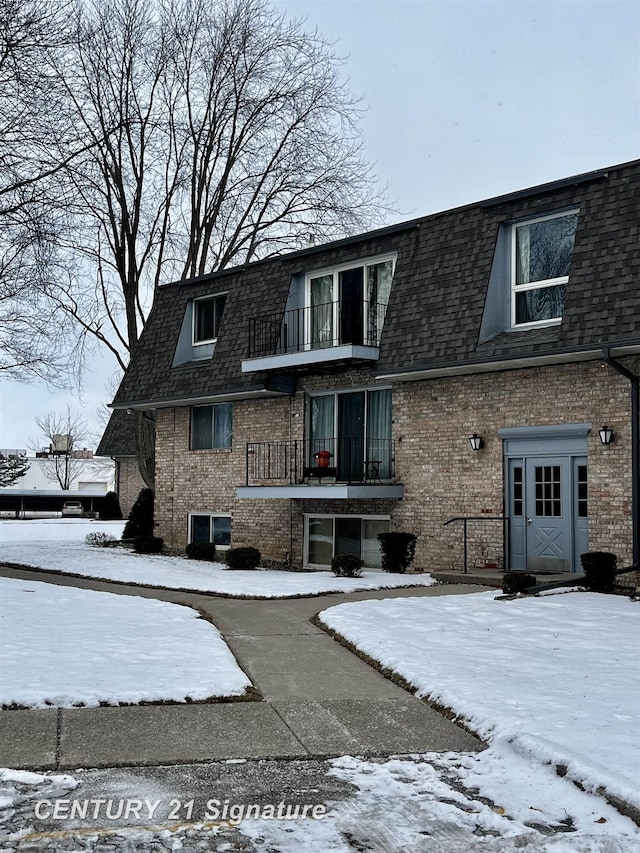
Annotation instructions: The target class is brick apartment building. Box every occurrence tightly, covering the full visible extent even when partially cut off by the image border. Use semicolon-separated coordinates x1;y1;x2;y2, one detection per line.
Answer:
110;160;640;575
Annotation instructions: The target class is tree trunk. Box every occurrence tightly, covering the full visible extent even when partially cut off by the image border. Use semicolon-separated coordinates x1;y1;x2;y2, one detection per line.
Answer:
134;411;156;492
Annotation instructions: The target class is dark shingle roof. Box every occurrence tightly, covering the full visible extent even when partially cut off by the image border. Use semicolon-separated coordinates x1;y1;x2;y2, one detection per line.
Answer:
96;409;136;457
113;160;640;407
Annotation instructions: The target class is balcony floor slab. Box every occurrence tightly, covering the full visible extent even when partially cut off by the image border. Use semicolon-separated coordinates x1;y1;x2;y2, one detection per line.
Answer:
237;485;405;499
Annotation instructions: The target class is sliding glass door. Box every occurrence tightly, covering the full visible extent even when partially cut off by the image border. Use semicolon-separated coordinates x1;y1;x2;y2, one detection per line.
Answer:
309;389;392;482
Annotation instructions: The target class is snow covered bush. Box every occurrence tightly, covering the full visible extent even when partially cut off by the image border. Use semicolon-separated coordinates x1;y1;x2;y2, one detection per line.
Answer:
502;572;536;594
85;532;117;547
331;554;363;577
186;542;217;561
580;551;617;593
133;535;164;554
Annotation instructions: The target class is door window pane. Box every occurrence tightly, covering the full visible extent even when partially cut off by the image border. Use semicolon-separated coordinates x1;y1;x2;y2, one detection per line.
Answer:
339;266;364;344
308;517;333;565
338;392;365;482
577;465;588;518
362;519;389;568
335;517;361;558
512;466;523;516
535;465;561;517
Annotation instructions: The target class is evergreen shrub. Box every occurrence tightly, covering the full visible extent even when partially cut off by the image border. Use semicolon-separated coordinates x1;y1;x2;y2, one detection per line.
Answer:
225;547;261;569
377;532;417;573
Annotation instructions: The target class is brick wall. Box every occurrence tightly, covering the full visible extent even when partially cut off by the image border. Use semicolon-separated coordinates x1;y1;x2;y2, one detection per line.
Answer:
392;358;635;571
116;456;146;517
155;357;636;572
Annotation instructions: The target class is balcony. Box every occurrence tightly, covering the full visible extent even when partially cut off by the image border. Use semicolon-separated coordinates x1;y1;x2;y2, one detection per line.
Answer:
237;438;404;500
241;300;388;373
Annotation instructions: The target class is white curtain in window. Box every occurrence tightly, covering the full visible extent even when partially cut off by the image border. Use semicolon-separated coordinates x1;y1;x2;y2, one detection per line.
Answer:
213;403;233;448
310;275;334;348
366;389;392;478
310;395;335;461
367;260;393;344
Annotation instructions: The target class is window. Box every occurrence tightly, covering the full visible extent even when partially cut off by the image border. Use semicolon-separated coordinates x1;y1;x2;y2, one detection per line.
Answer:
189;513;231;548
305;515;390;568
511;211;578;327
306;255;395;349
193;294;227;344
309;388;392;481
191;403;233;449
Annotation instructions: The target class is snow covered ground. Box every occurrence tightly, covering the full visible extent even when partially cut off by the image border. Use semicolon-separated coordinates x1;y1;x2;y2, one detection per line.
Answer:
0;519;436;597
0;577;251;707
2;753;639;852
319;590;640;816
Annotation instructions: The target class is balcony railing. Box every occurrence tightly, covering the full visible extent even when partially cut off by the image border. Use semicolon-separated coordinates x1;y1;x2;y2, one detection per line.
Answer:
248;300;389;359
245;438;396;486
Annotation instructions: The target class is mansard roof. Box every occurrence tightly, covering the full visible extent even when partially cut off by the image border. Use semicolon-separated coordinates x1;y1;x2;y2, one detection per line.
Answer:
112;159;640;409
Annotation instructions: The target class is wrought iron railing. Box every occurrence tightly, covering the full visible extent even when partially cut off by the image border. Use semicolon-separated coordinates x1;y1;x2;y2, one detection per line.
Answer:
248;300;389;359
246;438;396;485
443;516;509;575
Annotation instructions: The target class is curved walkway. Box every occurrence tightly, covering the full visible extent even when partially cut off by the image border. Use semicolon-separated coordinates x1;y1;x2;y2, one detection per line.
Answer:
0;566;486;770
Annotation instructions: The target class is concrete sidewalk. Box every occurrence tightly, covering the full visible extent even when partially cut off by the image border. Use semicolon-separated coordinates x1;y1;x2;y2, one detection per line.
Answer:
0;567;486;769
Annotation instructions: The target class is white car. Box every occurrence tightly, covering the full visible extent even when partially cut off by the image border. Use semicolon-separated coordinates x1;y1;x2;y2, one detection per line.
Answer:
61;501;84;517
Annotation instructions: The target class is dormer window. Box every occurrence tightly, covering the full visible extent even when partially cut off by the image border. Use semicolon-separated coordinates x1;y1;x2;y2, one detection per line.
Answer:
511;211;578;327
306;255;395;349
193;294;227;345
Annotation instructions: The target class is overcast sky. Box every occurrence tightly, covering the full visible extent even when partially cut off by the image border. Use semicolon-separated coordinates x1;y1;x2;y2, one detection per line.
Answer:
1;0;639;450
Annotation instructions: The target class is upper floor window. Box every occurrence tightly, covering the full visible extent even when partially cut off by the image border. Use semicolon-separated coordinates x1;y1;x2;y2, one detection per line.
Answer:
193;294;227;345
306;254;395;349
191;403;233;449
511;211;578;328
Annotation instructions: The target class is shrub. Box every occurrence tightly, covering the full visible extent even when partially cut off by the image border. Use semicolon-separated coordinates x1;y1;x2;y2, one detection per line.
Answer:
502;571;537;594
225;547;261;569
85;532;117;548
123;488;154;538
377;532;417;573
186;542;217;562
580;551;617;593
100;491;123;520
133;535;164;554
331;553;363;578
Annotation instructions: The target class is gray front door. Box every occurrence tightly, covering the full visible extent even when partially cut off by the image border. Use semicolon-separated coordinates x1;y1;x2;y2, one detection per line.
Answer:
525;457;571;572
508;454;588;573
502;424;591;574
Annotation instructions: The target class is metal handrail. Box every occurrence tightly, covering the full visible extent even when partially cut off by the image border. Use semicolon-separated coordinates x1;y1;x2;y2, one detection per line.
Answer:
248;299;389;358
443;516;509;575
246;438;396;485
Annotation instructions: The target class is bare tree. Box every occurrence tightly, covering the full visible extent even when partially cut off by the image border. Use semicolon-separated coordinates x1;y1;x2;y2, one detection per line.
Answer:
31;407;91;489
13;0;388;489
0;453;30;487
0;0;89;383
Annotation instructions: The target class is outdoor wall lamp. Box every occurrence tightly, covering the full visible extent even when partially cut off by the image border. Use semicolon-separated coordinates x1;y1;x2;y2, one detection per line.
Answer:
468;433;484;451
598;425;615;446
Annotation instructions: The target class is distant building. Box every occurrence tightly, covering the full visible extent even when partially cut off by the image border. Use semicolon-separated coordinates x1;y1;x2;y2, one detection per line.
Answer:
96;410;146;516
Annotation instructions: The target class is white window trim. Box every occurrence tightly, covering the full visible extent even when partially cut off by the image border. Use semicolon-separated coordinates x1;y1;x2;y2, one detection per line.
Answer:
510;210;578;330
303;513;390;569
303;253;397;349
188;512;232;550
192;292;228;346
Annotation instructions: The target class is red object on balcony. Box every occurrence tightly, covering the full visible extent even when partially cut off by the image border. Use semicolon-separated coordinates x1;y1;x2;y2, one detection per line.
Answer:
315;450;332;468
